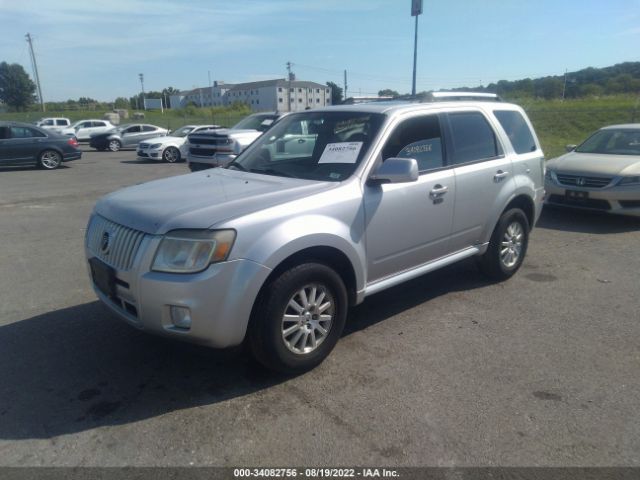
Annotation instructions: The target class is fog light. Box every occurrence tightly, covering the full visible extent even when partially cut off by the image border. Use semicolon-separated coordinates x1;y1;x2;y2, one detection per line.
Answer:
170;305;192;329
151;152;159;157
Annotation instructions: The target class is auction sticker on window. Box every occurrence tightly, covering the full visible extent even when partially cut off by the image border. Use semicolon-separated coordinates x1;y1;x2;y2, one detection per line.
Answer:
318;142;363;164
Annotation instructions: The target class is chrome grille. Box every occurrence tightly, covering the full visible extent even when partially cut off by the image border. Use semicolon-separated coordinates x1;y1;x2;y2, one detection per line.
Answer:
139;143;149;149
86;215;146;270
556;173;613;188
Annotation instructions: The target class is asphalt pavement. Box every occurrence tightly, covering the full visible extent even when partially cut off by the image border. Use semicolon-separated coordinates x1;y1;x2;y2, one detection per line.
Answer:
0;147;639;467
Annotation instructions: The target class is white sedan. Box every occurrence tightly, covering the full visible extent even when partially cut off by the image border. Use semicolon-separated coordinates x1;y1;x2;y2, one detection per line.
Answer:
136;125;220;163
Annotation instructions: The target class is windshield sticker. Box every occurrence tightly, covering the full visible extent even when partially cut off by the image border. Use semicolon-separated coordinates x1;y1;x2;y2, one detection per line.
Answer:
318;142;363;164
329;172;342;180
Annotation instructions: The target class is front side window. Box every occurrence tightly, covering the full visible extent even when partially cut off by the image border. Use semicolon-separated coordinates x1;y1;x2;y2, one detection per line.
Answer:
448;112;501;165
229;111;385;182
382;115;444;172
494;110;536;154
171;126;194;137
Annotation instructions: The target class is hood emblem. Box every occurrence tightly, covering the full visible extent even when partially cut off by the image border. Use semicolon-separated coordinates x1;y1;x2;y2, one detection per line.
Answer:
100;231;111;254
577;177;586;186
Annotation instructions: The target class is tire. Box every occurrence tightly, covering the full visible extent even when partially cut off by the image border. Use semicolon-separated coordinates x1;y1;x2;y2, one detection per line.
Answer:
478;208;529;281
162;146;180;163
108;139;121;152
38;150;62;170
247;263;348;373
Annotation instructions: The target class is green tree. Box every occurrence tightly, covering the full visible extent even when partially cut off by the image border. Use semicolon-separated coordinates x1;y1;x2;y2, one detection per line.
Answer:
0;62;36;111
378;88;400;97
114;97;129;109
326;81;343;104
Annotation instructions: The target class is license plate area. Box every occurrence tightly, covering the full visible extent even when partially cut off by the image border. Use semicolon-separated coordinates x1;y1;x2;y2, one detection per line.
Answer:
89;257;116;298
565;190;589;203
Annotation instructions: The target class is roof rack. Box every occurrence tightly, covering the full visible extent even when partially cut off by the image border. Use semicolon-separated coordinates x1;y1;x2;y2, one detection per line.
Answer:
375;91;502;104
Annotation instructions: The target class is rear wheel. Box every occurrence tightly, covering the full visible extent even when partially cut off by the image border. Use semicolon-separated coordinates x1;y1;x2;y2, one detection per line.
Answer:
478;208;529;280
38;150;62;170
162;146;180;163
108;139;121;152
247;263;348;373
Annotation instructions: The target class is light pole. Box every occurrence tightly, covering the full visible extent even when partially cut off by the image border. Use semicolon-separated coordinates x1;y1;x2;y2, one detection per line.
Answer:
139;73;146;110
411;0;423;96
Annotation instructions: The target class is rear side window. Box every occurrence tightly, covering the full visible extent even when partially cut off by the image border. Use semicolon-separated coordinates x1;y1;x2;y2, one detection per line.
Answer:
448;112;501;165
382;115;444;172
92;121;106;127
126;126;141;133
142;125;156;132
10;127;45;138
0;127;9;139
494;110;536;154
56;119;68;126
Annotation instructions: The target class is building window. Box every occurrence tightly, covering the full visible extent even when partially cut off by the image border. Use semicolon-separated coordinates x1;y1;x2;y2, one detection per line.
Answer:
326;89;330;93
316;88;320;93
316;98;320;103
278;87;282;92
298;88;302;93
299;98;302;102
290;88;294;93
257;99;259;104
279;98;283;103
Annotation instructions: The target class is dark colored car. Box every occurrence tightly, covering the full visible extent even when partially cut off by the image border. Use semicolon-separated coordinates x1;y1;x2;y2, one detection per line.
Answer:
0;121;82;170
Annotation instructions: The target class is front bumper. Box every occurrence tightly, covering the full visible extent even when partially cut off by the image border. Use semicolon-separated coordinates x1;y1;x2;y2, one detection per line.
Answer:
187;153;236;171
545;180;640;217
86;236;272;348
137;147;163;161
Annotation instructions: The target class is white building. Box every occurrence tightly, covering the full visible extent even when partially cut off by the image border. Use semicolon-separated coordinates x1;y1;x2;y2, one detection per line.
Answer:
170;79;332;112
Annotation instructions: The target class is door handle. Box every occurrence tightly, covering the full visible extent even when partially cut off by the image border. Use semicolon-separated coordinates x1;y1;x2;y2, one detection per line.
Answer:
494;170;509;182
298;139;305;143
429;184;448;199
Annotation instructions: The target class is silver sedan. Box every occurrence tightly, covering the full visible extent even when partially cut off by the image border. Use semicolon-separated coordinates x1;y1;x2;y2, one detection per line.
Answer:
545;124;640;216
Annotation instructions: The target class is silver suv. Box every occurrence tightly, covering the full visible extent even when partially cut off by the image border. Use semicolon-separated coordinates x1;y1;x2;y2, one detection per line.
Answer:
85;96;544;372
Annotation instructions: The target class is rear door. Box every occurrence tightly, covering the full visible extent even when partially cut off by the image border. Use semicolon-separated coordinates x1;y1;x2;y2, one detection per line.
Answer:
75;121;94;140
364;113;455;282
443;110;514;252
5;126;47;163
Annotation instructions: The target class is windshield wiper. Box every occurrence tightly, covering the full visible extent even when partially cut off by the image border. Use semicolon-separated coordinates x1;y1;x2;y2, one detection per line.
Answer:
249;168;297;179
226;161;247;171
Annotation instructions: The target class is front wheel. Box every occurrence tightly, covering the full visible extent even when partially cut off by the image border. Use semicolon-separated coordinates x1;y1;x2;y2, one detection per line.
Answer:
478;208;529;280
247;263;348;373
108;139;121;152
38;150;62;170
162;146;180;163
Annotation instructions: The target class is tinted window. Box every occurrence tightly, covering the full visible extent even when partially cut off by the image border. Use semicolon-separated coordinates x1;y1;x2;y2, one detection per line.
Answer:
382;115;444;172
43;119;54;126
125;126;141;133
80;122;93;128
448;112;501;164
10;127;45;138
0;127;9;139
56;119;68;126
142;125;156;132
92;121;106;127
494;110;536;154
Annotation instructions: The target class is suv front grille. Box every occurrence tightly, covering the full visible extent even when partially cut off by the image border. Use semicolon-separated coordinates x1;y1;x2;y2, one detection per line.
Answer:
189;147;216;156
86;215;146;270
556;173;613;188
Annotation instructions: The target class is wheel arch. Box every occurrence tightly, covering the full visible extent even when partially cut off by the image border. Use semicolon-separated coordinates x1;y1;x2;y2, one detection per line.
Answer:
36;146;64;165
503;193;535;230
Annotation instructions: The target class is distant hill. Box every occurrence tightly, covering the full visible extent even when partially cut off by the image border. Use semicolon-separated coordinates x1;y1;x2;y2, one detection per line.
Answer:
449;62;640;99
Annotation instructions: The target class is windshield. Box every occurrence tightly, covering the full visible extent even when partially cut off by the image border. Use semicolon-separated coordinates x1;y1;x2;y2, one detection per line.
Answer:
171;126;194;137
576;128;640;155
232;114;278;132
228;111;385;182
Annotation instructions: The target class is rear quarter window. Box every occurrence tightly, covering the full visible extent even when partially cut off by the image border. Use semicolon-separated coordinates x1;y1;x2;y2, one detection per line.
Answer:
494;110;537;154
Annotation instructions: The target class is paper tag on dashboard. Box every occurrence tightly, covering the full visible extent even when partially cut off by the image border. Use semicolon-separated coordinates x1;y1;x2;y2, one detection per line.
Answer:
318;142;363;164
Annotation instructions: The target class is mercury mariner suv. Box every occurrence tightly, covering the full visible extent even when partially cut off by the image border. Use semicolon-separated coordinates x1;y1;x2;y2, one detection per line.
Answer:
85;93;544;372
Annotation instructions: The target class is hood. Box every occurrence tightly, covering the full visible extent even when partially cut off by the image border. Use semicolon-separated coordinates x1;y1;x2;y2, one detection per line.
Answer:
140;135;181;145
189;128;257;138
95;169;334;234
547;151;640;177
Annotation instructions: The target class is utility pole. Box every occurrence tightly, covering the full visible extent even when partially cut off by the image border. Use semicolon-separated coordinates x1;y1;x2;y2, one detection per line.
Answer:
287;61;292;112
411;0;423;96
562;69;568;101
139;73;146;110
344;69;348;102
25;33;45;112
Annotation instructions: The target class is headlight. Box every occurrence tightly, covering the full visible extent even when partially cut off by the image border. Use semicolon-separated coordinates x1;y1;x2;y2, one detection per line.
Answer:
149;143;162;149
545;169;558;183
618;176;640;186
152;229;236;273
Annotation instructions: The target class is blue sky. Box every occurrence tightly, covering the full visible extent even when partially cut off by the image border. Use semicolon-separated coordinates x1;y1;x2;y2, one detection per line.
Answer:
1;0;639;101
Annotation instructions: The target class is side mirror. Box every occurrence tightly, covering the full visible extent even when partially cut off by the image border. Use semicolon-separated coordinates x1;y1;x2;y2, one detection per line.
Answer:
369;157;419;184
565;144;577;152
